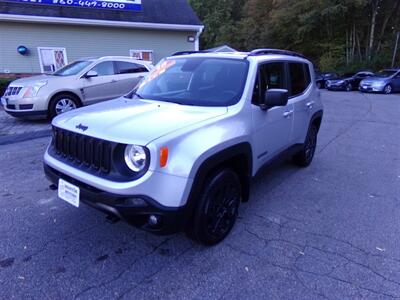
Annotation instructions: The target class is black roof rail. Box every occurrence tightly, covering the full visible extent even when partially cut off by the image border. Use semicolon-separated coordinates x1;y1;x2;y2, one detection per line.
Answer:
248;48;307;59
171;50;210;56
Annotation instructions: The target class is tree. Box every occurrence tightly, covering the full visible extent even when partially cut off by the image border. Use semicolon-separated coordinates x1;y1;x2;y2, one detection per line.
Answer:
190;0;400;71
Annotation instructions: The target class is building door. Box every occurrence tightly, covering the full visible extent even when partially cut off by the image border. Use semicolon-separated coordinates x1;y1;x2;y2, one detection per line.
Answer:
38;47;68;73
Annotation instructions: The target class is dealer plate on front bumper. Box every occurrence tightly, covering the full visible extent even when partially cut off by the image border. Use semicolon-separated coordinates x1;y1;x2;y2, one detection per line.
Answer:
58;178;80;208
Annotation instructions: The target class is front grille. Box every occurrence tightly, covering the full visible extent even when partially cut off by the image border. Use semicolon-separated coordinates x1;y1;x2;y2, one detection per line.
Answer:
4;86;23;96
53;127;112;173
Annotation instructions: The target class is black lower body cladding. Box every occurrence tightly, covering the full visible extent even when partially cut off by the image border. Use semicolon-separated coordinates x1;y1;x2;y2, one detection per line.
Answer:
44;164;186;235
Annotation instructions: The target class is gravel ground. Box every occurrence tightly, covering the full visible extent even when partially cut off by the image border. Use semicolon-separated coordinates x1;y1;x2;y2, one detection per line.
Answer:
0;106;50;137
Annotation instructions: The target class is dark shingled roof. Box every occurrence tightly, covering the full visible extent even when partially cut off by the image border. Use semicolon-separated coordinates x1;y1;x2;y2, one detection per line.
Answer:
0;0;202;26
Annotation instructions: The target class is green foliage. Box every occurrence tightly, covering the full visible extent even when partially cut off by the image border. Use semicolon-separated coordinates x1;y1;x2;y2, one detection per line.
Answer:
190;0;400;71
0;78;14;96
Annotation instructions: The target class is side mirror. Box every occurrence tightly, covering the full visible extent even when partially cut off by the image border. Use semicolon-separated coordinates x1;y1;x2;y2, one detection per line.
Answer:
84;70;98;78
260;89;289;110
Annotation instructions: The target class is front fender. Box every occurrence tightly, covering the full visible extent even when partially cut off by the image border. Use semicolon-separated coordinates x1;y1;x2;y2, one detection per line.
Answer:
147;113;252;179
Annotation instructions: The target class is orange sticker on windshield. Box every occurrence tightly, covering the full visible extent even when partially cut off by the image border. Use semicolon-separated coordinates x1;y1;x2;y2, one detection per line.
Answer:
139;59;176;88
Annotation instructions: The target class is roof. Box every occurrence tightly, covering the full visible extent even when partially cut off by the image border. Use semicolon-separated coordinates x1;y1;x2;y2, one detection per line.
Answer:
0;0;202;28
170;49;312;63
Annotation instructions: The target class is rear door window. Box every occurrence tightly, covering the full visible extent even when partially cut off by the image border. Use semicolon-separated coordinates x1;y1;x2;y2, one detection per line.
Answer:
115;61;148;74
289;63;310;97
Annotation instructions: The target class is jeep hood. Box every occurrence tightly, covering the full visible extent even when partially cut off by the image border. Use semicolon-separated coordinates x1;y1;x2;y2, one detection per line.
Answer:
53;97;228;145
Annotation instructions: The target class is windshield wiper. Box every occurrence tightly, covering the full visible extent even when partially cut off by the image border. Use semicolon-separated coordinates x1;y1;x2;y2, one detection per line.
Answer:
126;90;144;99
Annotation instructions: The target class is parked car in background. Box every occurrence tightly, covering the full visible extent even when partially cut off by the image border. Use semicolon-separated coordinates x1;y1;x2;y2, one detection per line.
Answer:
1;57;152;119
359;69;400;94
315;72;339;89
326;71;374;91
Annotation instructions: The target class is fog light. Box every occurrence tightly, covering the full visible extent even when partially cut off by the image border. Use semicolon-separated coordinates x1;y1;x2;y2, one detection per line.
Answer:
148;215;159;226
124;197;148;207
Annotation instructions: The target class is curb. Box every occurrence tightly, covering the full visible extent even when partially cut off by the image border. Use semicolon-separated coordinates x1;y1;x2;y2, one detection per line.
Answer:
0;129;52;145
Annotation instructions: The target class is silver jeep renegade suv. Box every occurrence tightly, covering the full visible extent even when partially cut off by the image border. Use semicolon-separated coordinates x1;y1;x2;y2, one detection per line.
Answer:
44;49;323;245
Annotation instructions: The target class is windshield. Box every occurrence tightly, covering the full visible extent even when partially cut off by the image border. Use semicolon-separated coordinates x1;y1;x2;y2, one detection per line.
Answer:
131;57;249;106
375;70;396;78
53;60;93;76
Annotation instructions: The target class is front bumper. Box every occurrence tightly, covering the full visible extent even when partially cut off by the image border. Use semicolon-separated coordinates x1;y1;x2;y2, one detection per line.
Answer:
359;85;385;92
326;83;346;91
1;96;48;119
44;164;187;235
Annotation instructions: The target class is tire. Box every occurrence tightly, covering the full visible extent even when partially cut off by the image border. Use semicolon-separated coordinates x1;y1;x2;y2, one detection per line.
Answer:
293;124;318;167
345;83;353;92
49;93;80;119
187;169;242;246
316;82;322;89
383;84;392;94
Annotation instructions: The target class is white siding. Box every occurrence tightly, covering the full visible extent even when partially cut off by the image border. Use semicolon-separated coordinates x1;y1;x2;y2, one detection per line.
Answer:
0;21;196;73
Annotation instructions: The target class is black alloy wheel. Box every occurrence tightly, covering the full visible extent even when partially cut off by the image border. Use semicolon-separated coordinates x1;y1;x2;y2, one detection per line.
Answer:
293;124;318;167
188;169;242;246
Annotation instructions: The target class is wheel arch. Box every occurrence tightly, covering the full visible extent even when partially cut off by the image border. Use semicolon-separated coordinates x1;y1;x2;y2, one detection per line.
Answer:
48;91;83;108
183;143;253;225
47;91;83;118
311;110;323;132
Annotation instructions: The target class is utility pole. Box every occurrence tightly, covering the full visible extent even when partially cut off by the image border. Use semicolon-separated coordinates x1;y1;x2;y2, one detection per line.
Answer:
392;31;399;68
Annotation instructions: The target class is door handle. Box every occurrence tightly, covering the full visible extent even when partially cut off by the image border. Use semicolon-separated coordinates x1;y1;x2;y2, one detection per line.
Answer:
306;101;315;109
283;110;294;118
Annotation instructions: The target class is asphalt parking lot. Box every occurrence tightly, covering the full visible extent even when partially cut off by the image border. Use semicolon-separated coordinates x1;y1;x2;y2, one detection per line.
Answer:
0;90;399;299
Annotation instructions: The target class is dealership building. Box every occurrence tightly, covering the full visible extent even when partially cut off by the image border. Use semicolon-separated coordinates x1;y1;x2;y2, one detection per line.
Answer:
0;0;203;74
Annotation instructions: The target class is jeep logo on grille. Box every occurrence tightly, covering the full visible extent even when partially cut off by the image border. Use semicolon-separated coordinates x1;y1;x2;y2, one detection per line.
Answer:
76;124;88;132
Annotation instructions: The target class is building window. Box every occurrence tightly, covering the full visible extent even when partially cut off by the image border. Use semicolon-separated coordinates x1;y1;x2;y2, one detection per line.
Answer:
38;47;68;73
130;50;153;62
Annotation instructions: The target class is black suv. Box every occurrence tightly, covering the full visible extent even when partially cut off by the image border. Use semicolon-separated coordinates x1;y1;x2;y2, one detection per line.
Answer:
316;72;339;89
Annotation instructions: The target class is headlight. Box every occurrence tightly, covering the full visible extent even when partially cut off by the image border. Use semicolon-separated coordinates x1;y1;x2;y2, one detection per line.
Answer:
124;145;148;172
22;80;47;98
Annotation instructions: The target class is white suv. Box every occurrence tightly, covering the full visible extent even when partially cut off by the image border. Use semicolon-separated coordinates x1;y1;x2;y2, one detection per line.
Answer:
43;49;323;245
1;56;152;119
